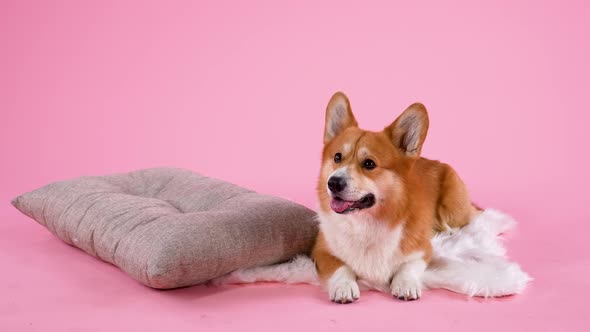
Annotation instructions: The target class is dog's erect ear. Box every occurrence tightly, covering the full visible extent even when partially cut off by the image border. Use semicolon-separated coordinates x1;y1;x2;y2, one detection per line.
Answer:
324;92;358;144
385;103;429;157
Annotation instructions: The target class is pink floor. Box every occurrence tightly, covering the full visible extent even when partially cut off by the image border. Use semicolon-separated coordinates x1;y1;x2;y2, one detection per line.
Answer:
2;202;588;331
2;1;590;331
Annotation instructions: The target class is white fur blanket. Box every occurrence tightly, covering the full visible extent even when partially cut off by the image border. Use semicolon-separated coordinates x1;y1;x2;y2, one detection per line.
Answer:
213;209;531;297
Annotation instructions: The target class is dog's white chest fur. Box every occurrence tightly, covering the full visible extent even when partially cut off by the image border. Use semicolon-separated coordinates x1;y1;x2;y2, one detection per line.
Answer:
319;212;406;291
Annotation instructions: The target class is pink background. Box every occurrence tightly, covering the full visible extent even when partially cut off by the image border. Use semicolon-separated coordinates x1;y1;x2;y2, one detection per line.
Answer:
1;0;589;331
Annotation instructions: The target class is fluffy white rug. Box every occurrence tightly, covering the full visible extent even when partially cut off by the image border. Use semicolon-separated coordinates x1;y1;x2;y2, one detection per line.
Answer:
212;209;531;297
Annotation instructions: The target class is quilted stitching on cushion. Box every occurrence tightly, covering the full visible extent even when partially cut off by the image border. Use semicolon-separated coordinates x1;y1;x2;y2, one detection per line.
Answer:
12;168;318;289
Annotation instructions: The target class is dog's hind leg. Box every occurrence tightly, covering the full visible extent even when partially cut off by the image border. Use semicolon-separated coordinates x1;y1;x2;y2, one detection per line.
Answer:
434;165;480;232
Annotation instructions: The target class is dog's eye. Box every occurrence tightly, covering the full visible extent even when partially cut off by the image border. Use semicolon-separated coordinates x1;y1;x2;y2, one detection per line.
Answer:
362;159;376;170
334;153;342;163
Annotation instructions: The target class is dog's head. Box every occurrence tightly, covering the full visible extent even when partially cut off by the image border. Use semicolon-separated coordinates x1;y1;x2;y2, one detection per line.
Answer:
317;92;429;220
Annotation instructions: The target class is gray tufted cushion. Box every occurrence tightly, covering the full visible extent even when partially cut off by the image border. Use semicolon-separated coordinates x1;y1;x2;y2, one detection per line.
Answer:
11;168;318;289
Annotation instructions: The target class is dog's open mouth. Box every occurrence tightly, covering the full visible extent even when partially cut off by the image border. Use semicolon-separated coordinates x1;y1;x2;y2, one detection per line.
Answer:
330;193;376;214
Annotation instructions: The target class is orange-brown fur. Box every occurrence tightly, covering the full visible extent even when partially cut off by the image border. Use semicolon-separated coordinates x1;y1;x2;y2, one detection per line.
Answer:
312;92;478;286
312;233;347;283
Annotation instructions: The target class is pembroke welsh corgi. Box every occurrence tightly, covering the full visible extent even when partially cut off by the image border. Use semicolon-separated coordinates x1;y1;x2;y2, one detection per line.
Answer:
312;92;480;303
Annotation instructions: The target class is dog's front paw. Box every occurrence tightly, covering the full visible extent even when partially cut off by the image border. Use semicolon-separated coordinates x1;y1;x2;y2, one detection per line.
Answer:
391;275;422;301
329;279;360;304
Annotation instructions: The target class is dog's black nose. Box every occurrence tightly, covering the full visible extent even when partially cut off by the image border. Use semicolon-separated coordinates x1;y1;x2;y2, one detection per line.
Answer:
328;176;347;193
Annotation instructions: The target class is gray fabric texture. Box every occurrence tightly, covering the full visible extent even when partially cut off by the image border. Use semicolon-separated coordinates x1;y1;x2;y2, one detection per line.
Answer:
11;167;318;289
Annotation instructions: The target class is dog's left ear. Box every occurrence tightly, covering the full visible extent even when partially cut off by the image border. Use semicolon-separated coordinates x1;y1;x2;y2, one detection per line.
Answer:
385;103;429;157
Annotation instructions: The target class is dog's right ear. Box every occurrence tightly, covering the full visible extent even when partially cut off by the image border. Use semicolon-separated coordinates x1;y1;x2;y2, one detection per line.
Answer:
324;92;358;144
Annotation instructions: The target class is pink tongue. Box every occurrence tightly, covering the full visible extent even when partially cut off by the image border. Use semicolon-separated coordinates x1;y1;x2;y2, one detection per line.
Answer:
330;198;355;213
